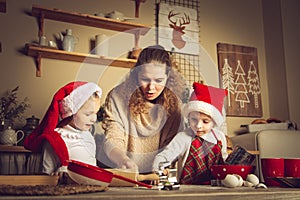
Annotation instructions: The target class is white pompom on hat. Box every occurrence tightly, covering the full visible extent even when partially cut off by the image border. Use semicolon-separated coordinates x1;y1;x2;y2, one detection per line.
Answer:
182;82;228;127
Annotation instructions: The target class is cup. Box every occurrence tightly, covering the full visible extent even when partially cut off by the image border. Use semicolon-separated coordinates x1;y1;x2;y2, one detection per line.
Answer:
95;34;108;56
261;158;284;187
39;36;47;46
284;158;300;177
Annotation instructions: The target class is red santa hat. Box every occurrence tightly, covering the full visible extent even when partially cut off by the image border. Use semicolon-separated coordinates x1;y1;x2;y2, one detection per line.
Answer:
182;82;228;127
24;81;102;166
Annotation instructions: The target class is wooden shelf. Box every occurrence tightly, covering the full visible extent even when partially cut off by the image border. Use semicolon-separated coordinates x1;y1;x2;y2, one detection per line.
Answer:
25;44;136;76
31;4;151;36
26;5;150;76
0;145;31;153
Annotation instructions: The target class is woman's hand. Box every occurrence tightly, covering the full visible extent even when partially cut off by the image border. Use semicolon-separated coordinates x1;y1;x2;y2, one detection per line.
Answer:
120;157;138;170
109;148;138;170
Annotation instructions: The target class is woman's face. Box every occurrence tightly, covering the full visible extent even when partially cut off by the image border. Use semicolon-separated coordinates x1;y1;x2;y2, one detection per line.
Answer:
138;62;168;101
71;97;101;131
188;111;214;137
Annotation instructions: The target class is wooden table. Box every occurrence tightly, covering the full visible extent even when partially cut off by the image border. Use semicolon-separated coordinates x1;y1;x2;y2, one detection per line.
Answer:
1;185;300;200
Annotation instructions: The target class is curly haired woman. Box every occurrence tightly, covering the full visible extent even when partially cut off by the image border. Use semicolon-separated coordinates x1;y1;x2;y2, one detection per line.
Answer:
100;45;189;173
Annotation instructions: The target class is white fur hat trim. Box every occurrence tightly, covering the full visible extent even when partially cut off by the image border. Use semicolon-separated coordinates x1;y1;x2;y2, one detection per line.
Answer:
182;100;224;127
60;82;102;119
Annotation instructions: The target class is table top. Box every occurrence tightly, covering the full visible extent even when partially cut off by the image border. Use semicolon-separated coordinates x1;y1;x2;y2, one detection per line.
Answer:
1;185;300;200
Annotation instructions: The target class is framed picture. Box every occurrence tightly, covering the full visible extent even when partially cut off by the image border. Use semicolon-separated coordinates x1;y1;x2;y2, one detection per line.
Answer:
217;43;262;117
157;2;199;55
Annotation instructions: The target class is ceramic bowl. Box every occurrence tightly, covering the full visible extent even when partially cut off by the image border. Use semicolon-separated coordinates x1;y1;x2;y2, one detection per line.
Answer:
211;164;254;180
67;160;113;186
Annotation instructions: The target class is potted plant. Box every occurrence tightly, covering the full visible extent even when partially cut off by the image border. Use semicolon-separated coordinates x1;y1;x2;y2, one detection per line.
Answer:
0;86;30;131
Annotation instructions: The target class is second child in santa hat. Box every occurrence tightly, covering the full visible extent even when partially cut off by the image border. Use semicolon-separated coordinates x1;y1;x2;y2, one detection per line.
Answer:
152;82;228;185
24;81;102;178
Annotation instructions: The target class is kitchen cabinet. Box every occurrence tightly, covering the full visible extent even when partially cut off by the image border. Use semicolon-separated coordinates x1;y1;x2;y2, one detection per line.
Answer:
24;5;151;77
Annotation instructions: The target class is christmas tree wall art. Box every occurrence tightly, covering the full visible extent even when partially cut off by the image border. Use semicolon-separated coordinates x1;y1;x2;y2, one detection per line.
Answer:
217;43;262;117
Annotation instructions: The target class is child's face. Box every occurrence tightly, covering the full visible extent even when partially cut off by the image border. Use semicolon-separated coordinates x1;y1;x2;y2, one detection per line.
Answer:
71;97;101;131
188;111;214;137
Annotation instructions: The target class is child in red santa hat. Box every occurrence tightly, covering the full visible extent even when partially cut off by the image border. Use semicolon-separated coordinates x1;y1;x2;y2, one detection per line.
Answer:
24;81;102;180
152;82;228;185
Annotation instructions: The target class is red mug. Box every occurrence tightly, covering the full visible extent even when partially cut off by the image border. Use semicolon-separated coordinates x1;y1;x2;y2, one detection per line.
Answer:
261;158;284;187
284;158;300;177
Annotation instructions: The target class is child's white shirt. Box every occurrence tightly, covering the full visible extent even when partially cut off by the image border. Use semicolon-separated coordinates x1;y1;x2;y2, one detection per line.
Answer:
56;125;96;165
42;125;96;174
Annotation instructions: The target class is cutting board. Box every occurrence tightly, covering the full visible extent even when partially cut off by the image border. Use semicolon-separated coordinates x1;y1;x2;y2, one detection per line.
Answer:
0;175;59;186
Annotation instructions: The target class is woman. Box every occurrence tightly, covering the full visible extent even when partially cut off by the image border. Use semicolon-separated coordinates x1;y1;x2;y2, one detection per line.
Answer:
101;45;189;173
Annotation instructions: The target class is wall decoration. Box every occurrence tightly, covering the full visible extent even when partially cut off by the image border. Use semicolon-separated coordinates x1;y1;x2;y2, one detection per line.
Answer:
157;2;199;55
217;43;262;117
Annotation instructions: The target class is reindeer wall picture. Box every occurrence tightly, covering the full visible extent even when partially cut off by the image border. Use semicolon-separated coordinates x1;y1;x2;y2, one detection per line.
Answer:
217;43;262;117
157;3;199;55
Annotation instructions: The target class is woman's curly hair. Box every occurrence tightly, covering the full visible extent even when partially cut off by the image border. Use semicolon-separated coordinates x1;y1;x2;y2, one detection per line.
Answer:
115;45;189;117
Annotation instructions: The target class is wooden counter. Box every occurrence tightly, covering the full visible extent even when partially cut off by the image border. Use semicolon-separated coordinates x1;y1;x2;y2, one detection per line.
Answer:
1;185;300;200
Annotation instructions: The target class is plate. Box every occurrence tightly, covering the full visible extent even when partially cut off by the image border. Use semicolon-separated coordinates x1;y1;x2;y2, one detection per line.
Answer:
272;177;300;188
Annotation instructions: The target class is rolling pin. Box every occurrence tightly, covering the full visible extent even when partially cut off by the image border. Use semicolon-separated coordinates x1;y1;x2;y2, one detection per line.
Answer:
137;173;160;181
